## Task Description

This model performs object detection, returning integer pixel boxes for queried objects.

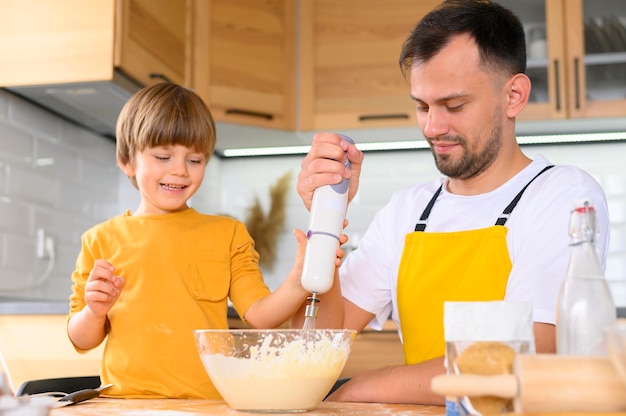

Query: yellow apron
[397,166,553,364]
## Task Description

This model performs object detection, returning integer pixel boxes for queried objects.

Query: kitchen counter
[0,301,241,316]
[49,398,443,415]
[0,299,68,315]
[45,398,626,415]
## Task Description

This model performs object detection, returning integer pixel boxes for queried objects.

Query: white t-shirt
[340,155,609,339]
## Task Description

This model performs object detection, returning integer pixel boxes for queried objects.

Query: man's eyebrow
[410,92,471,104]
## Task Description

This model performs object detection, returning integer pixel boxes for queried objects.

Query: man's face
[409,34,507,180]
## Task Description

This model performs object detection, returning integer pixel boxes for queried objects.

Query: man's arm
[327,356,446,405]
[326,319,554,404]
[534,322,555,353]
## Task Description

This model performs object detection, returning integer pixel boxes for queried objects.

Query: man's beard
[429,111,503,180]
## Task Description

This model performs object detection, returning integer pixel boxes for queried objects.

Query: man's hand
[297,132,363,210]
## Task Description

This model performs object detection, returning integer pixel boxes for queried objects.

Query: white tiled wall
[0,91,121,300]
[1,89,625,307]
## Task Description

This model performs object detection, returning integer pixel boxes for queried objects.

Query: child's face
[121,145,207,215]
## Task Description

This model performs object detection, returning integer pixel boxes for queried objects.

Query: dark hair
[399,0,526,78]
[116,83,216,188]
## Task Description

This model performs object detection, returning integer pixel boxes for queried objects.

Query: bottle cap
[572,199,593,212]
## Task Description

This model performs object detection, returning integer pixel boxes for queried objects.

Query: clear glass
[557,204,617,356]
[557,270,616,355]
[194,329,356,412]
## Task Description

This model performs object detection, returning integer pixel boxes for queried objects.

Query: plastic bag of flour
[443,301,535,416]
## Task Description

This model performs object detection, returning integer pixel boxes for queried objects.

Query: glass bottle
[556,200,616,355]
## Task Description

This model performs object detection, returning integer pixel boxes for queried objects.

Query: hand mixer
[301,135,354,330]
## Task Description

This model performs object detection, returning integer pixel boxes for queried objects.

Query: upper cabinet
[0,0,193,88]
[193,0,298,130]
[116,0,192,87]
[195,0,439,131]
[297,0,437,131]
[3,0,623,135]
[498,0,626,120]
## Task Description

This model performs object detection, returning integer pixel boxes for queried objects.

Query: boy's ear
[118,158,135,178]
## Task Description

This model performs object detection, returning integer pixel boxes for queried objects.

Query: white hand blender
[301,135,354,330]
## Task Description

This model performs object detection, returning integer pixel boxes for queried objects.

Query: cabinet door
[0,0,115,86]
[299,0,438,131]
[115,0,192,87]
[499,0,626,120]
[564,0,626,118]
[198,0,297,130]
[496,0,568,121]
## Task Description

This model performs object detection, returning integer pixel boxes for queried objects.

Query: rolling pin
[432,354,626,413]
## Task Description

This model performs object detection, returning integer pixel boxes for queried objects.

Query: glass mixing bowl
[194,328,356,412]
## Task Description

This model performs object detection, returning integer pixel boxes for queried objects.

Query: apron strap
[414,185,443,231]
[414,165,555,231]
[495,165,554,226]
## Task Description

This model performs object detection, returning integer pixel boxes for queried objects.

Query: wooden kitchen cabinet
[297,0,437,131]
[116,0,193,87]
[194,0,439,131]
[498,0,626,120]
[0,0,193,88]
[199,0,625,130]
[192,0,298,130]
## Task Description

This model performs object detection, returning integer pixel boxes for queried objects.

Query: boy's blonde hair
[116,83,216,188]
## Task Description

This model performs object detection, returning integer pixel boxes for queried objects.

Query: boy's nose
[171,160,189,176]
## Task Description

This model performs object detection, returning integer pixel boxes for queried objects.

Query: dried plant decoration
[245,171,292,270]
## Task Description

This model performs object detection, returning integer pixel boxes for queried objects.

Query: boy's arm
[68,259,124,350]
[67,307,108,350]
[243,229,310,328]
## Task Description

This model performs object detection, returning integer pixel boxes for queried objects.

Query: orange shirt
[68,208,270,399]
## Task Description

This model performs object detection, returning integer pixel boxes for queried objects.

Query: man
[293,0,609,405]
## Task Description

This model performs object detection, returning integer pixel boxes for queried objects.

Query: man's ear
[506,73,531,118]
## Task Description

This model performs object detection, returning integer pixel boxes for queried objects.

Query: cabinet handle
[150,73,173,83]
[225,109,274,120]
[573,57,580,110]
[554,59,561,112]
[358,114,410,122]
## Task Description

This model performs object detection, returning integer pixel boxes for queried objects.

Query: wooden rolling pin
[432,354,626,413]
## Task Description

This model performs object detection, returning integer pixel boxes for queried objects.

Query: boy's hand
[85,259,125,317]
[289,223,349,293]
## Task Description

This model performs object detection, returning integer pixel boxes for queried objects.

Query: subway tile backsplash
[0,89,625,307]
[0,91,121,300]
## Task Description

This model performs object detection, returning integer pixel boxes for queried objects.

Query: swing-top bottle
[556,199,616,355]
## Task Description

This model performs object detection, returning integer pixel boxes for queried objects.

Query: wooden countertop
[49,398,444,415]
[46,398,626,415]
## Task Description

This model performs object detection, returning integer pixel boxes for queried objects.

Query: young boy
[67,83,313,399]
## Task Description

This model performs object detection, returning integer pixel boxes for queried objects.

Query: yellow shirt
[68,208,270,399]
